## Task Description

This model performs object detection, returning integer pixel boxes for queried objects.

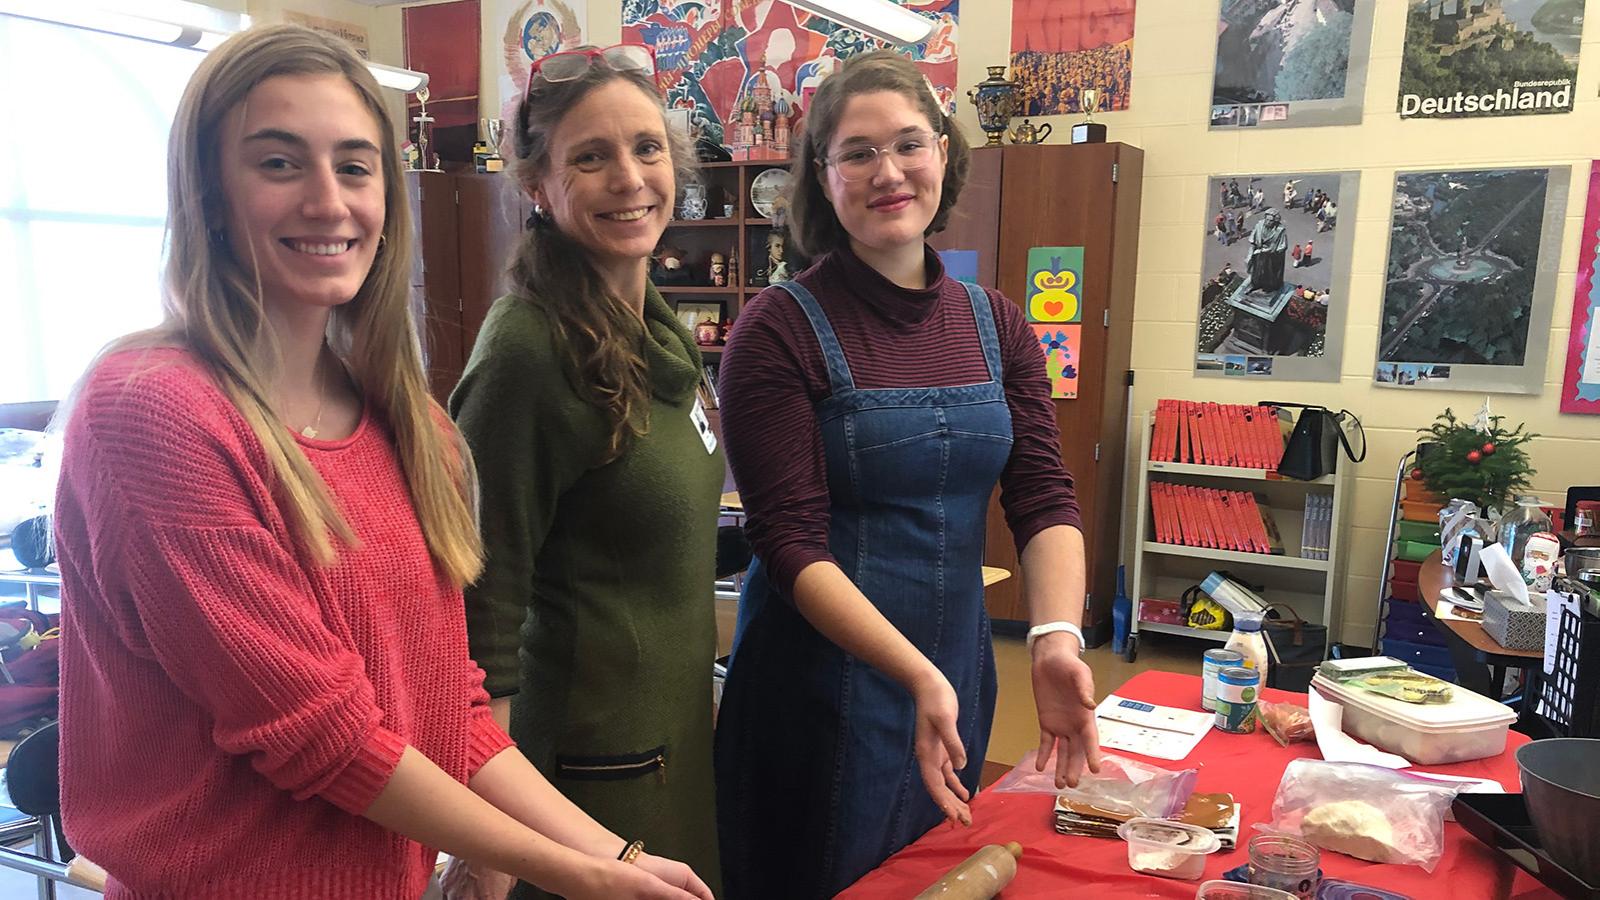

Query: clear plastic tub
[1117,817,1220,881]
[1311,671,1516,764]
[1194,882,1296,900]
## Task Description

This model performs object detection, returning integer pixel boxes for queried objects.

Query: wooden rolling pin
[913,842,1022,899]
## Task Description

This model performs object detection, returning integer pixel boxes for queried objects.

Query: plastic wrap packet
[1339,669,1452,704]
[1257,699,1314,746]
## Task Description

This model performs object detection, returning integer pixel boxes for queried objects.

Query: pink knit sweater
[54,349,514,899]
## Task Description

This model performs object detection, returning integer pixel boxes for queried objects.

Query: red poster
[403,0,481,129]
[1561,161,1600,414]
[1009,0,1135,115]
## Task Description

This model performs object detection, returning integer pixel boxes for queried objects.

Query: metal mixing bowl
[1516,738,1600,885]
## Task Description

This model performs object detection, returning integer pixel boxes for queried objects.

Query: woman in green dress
[447,45,723,900]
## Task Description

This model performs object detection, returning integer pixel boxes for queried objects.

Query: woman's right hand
[910,666,972,827]
[547,857,704,900]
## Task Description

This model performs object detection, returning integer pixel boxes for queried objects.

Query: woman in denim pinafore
[715,52,1102,899]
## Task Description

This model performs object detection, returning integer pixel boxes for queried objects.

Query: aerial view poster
[1010,0,1135,115]
[1560,161,1600,414]
[1209,0,1376,130]
[1397,0,1583,120]
[1195,171,1357,382]
[1375,167,1569,394]
[621,0,959,154]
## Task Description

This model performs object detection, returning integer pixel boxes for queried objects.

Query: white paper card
[1545,588,1579,676]
[1093,695,1213,761]
[690,396,717,454]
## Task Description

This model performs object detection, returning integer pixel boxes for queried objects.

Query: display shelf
[1126,409,1349,663]
[1141,542,1330,572]
[1146,460,1335,485]
[1135,621,1232,643]
[665,218,740,228]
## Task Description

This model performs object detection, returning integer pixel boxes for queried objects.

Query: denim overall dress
[715,279,1013,899]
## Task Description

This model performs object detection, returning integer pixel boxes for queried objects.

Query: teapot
[1008,118,1052,145]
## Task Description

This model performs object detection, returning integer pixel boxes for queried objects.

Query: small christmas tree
[1414,402,1537,514]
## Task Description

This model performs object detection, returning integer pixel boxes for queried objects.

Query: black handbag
[1261,603,1328,692]
[1263,402,1365,481]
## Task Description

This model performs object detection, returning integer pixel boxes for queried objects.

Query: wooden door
[990,143,1142,639]
[408,171,463,406]
[456,173,529,356]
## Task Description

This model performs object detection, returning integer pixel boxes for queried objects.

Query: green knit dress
[450,284,724,899]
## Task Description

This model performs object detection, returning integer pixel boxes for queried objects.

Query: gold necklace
[300,352,329,439]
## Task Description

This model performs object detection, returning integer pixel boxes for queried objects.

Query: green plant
[1415,407,1537,513]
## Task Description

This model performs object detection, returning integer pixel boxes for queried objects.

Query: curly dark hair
[786,50,970,259]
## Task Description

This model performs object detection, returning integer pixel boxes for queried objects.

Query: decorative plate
[749,168,790,220]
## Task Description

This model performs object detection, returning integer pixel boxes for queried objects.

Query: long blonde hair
[73,24,482,586]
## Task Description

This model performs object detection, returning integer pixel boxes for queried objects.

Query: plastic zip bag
[1259,759,1463,871]
[992,749,1197,819]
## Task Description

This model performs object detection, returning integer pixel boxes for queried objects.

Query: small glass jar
[1495,495,1552,565]
[1247,834,1320,900]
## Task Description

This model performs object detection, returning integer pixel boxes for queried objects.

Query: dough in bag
[1301,800,1397,863]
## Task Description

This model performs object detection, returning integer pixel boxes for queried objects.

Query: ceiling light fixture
[780,0,935,46]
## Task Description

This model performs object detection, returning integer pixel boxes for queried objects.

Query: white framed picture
[676,302,722,331]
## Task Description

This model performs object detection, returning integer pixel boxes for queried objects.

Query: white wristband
[1026,621,1085,654]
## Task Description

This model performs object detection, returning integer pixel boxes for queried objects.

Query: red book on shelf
[1178,401,1192,464]
[1239,406,1263,469]
[1205,403,1227,466]
[1161,483,1181,545]
[1149,482,1169,542]
[1190,486,1221,549]
[1233,489,1266,552]
[1247,406,1270,470]
[1218,403,1243,467]
[1234,405,1257,468]
[1215,488,1245,551]
[1174,484,1198,546]
[1192,403,1212,465]
[1259,406,1285,469]
[1154,400,1174,462]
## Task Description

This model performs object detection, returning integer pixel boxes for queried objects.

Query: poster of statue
[1208,0,1376,131]
[1560,161,1600,413]
[621,0,959,157]
[1009,0,1135,115]
[491,0,588,121]
[1397,0,1582,120]
[1374,166,1569,394]
[1195,172,1357,382]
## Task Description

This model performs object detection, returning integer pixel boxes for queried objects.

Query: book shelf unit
[1124,411,1349,662]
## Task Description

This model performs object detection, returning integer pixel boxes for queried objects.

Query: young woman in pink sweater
[51,25,710,900]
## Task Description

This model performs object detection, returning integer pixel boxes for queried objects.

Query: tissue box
[1482,589,1546,651]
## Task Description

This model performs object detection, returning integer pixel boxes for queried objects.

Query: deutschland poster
[1374,167,1569,394]
[1397,0,1583,120]
[1210,0,1376,131]
[1195,171,1356,382]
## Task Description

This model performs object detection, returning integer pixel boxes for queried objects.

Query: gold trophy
[1071,87,1106,144]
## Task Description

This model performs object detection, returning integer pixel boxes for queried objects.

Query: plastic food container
[1117,817,1220,881]
[1311,671,1516,764]
[1194,882,1296,900]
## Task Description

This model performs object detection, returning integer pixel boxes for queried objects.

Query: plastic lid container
[1117,817,1220,881]
[1234,614,1263,633]
[1194,882,1296,900]
[1311,671,1516,765]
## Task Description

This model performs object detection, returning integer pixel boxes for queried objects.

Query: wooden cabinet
[929,143,1144,644]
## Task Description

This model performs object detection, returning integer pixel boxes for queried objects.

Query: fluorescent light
[0,2,429,92]
[781,0,934,46]
[367,61,429,93]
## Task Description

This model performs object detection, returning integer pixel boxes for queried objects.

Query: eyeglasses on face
[821,130,943,182]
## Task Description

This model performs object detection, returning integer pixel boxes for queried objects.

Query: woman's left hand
[1029,632,1102,789]
[634,853,716,900]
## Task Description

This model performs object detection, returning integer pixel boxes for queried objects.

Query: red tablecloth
[838,670,1554,899]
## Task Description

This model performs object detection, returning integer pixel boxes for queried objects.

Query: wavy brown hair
[787,50,971,259]
[508,56,694,460]
[62,24,483,587]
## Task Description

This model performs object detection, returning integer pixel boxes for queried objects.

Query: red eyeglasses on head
[526,43,657,100]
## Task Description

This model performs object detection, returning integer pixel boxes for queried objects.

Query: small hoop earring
[377,234,387,250]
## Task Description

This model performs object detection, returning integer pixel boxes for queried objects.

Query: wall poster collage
[493,0,589,119]
[619,0,959,154]
[1209,0,1376,131]
[1026,247,1086,400]
[1196,171,1356,382]
[1560,162,1600,413]
[1373,167,1568,394]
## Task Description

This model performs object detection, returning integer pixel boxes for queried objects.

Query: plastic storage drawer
[1380,636,1456,672]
